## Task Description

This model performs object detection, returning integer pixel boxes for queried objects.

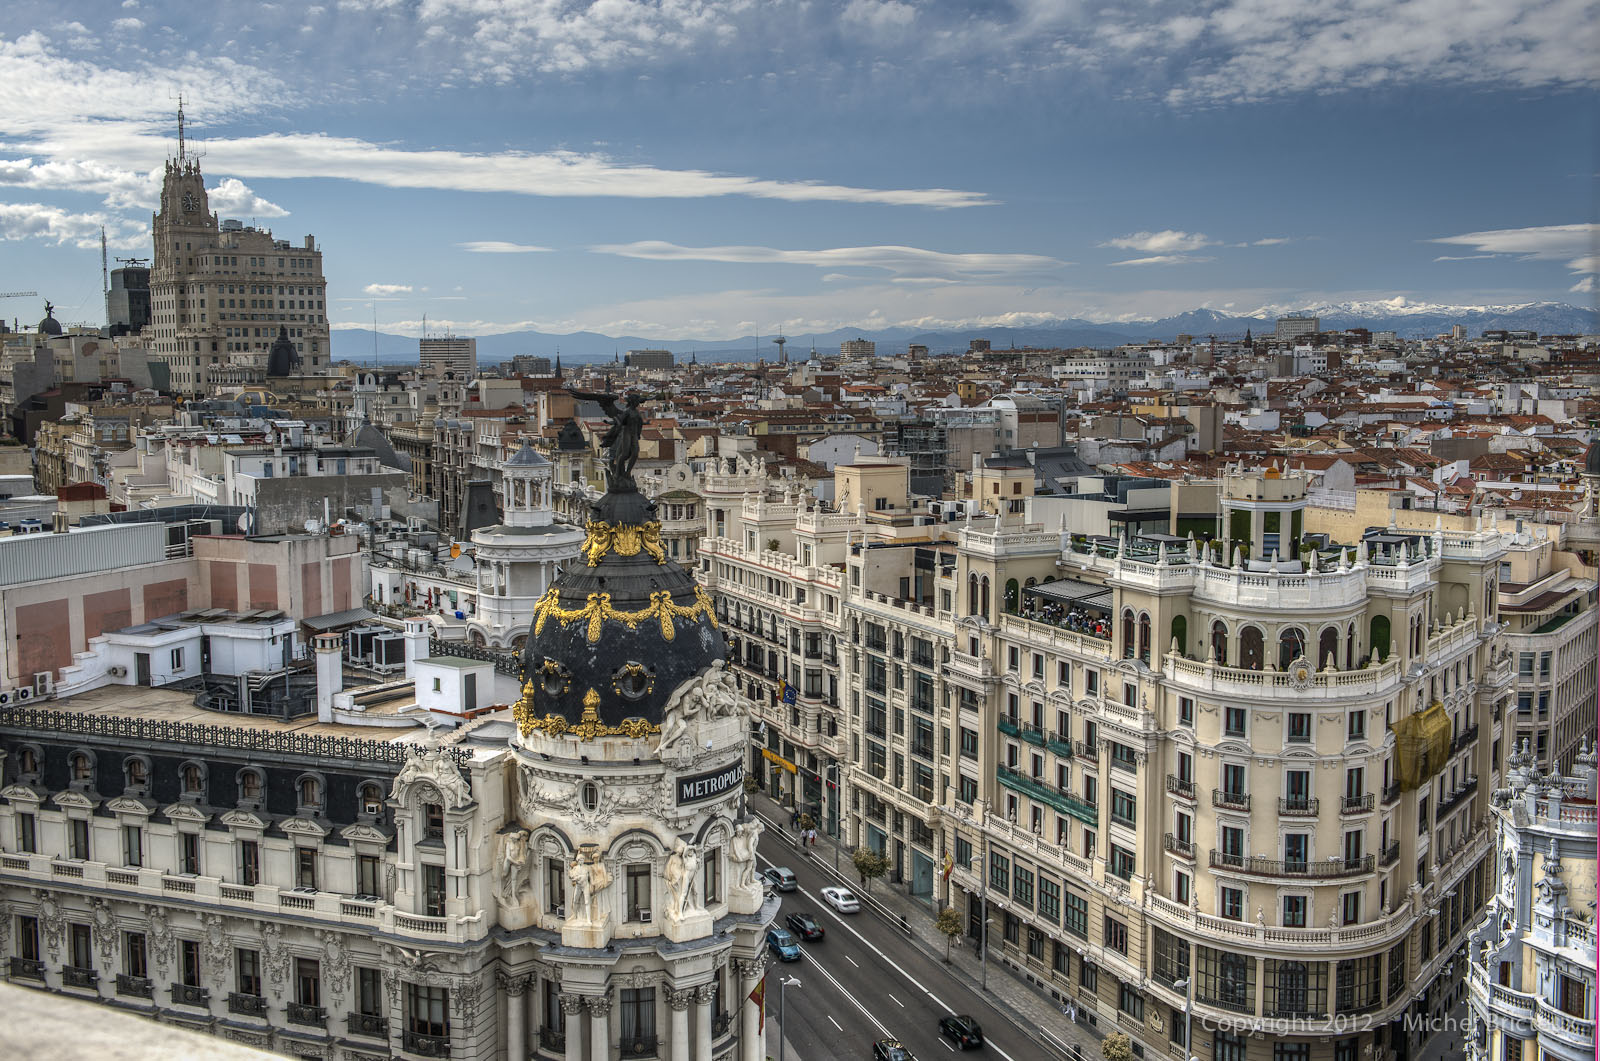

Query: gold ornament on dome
[513,683,660,742]
[581,519,669,567]
[531,585,718,644]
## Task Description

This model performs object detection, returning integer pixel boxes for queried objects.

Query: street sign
[761,747,798,774]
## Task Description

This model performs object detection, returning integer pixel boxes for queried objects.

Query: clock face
[181,192,197,213]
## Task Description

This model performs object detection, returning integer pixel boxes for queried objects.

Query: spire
[176,95,186,163]
[554,355,563,381]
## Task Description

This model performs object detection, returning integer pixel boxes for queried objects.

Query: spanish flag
[942,852,954,882]
[749,975,766,1031]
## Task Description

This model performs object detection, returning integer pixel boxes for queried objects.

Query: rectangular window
[704,847,722,905]
[1342,892,1361,925]
[546,857,567,913]
[1224,707,1247,737]
[1283,895,1307,926]
[1178,697,1194,726]
[123,824,142,867]
[1274,1046,1310,1061]
[1064,892,1088,937]
[296,957,322,1007]
[17,915,39,961]
[124,932,147,978]
[424,864,446,917]
[960,727,979,759]
[1348,711,1366,741]
[627,863,652,920]
[424,803,444,840]
[1110,788,1138,827]
[1109,844,1135,880]
[407,983,450,1038]
[240,841,260,886]
[620,986,658,1044]
[1118,983,1144,1020]
[1287,712,1311,742]
[1103,916,1128,954]
[238,948,262,996]
[358,855,381,898]
[989,851,1010,893]
[295,846,316,889]
[1012,866,1035,908]
[1174,871,1190,905]
[171,647,184,670]
[358,967,384,1016]
[1220,886,1243,920]
[69,818,90,860]
[17,812,36,853]
[1038,877,1060,922]
[181,939,202,987]
[69,922,93,969]
[1080,962,1098,992]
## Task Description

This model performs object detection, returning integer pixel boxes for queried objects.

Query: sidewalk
[752,792,1108,1061]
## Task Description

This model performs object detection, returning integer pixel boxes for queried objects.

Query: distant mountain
[331,301,1599,365]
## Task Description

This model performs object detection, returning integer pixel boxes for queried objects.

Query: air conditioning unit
[554,905,566,920]
[33,673,54,696]
[107,665,128,679]
[638,908,652,923]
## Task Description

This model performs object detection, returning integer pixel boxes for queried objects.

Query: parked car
[872,1039,915,1061]
[820,886,860,913]
[938,1014,984,1049]
[762,867,798,893]
[766,926,802,962]
[785,912,825,940]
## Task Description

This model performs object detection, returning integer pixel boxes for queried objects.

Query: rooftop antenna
[372,304,378,363]
[174,93,186,163]
[100,227,109,326]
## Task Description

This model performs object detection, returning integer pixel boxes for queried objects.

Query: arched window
[125,757,148,788]
[1004,579,1019,615]
[1318,627,1339,671]
[299,776,323,808]
[1278,627,1306,670]
[1370,615,1391,661]
[359,782,385,817]
[1239,627,1265,671]
[1211,621,1228,666]
[69,752,93,782]
[238,770,263,802]
[1346,622,1356,670]
[181,762,205,795]
[19,747,38,775]
[1277,961,1308,1013]
[1138,613,1151,665]
[1171,615,1188,659]
[1122,609,1137,659]
[968,575,979,616]
[979,577,990,619]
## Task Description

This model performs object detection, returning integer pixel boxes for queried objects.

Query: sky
[0,0,1596,344]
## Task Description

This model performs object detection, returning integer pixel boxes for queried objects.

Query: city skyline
[0,0,1595,341]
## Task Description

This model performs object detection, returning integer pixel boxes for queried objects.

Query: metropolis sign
[677,762,744,805]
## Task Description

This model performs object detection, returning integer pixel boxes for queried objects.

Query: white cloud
[1252,237,1292,246]
[1110,254,1215,267]
[0,200,146,249]
[458,241,553,253]
[1570,277,1595,294]
[0,156,158,210]
[1102,230,1215,254]
[207,178,289,219]
[589,241,1065,278]
[111,17,143,31]
[1433,254,1498,262]
[842,0,917,31]
[363,283,413,295]
[1431,223,1598,274]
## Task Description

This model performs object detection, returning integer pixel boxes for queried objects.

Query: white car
[820,886,860,913]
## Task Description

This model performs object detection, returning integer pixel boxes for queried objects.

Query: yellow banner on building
[761,747,798,774]
[1390,701,1451,791]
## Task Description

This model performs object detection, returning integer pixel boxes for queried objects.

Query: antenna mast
[176,95,186,162]
[101,227,109,327]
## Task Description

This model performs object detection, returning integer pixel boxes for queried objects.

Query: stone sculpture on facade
[664,837,704,918]
[566,848,611,927]
[495,828,532,906]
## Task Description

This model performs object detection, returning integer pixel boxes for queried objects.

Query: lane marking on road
[846,956,859,968]
[757,851,1022,1061]
[889,992,903,1007]
[800,947,894,1039]
[941,1040,955,1052]
[828,1017,842,1032]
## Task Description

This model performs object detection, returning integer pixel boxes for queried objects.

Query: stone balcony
[1166,654,1406,702]
[0,854,483,945]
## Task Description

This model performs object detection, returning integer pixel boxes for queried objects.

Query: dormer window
[126,758,148,789]
[19,748,38,776]
[69,752,93,783]
[181,764,205,796]
[299,777,323,810]
[238,770,263,803]
[360,782,384,818]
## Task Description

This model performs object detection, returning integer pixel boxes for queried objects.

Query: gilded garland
[581,520,668,567]
[514,686,659,741]
[531,585,718,644]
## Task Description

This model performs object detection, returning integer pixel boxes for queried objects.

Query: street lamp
[1172,976,1198,1061]
[778,975,802,1061]
[949,800,990,992]
[826,762,843,873]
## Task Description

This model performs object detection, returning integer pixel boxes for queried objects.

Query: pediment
[52,789,100,810]
[106,796,156,817]
[1,784,44,804]
[163,802,212,824]
[220,809,268,831]
[1214,740,1252,757]
[340,822,394,845]
[281,816,330,838]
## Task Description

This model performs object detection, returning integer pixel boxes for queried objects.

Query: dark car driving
[938,1014,984,1049]
[872,1040,915,1061]
[785,912,825,940]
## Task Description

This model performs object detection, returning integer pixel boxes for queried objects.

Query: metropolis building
[0,413,774,1060]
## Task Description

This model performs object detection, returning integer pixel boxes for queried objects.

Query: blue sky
[1,0,1595,342]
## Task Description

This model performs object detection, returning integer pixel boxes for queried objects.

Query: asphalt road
[755,844,1065,1061]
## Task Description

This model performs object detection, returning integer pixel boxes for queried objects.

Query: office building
[420,336,477,380]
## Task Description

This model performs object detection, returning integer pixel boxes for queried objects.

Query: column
[737,956,766,1061]
[559,993,586,1061]
[587,994,611,1061]
[666,988,693,1061]
[504,976,527,1061]
[932,816,948,907]
[693,983,714,1061]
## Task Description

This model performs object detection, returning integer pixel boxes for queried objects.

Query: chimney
[51,512,68,533]
[402,618,430,678]
[314,633,343,722]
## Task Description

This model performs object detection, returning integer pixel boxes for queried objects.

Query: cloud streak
[1431,223,1598,274]
[589,240,1067,278]
[459,241,554,253]
[1110,254,1214,267]
[1102,230,1215,253]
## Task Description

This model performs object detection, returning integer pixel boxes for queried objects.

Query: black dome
[515,489,723,740]
[266,326,301,377]
[37,304,61,336]
[1586,439,1600,478]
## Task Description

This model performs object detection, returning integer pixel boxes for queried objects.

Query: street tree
[1101,1033,1134,1061]
[851,847,891,891]
[933,906,963,962]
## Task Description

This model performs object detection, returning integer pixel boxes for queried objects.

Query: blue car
[766,926,802,962]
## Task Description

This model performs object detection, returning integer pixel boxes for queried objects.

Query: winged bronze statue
[568,387,645,491]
